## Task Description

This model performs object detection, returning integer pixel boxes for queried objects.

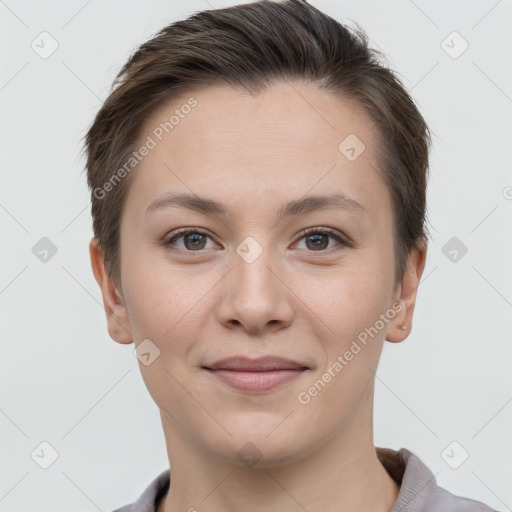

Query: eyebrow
[145,192,368,221]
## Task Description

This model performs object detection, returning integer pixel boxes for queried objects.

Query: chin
[200,411,311,469]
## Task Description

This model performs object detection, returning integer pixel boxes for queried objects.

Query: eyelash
[163,227,353,254]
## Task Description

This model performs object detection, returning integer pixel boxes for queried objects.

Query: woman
[84,1,498,511]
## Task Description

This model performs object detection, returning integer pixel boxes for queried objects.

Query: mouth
[202,356,309,392]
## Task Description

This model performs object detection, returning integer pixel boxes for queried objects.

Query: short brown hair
[82,0,432,288]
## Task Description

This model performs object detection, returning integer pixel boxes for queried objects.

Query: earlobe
[89,237,133,345]
[385,300,409,343]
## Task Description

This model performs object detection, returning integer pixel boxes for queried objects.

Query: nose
[216,245,294,335]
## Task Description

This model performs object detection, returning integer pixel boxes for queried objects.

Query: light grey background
[1,0,511,510]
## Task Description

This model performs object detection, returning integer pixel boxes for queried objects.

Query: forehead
[124,80,390,225]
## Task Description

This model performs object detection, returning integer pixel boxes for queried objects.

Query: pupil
[307,234,327,250]
[185,234,206,250]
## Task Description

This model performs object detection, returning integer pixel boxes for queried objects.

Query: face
[91,80,425,468]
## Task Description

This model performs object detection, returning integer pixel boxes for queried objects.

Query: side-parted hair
[82,0,432,288]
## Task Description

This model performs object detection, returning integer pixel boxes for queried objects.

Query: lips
[202,357,309,392]
[203,356,309,372]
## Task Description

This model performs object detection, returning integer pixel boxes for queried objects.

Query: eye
[294,227,351,252]
[164,228,218,252]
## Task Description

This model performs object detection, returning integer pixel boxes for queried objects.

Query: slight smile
[202,356,310,393]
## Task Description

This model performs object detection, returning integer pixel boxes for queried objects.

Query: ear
[89,237,133,344]
[386,239,427,343]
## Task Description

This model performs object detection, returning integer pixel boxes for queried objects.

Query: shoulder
[376,446,499,512]
[111,469,170,512]
[425,484,499,511]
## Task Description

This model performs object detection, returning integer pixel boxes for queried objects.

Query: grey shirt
[113,447,499,512]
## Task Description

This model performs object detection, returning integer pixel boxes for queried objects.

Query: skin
[90,79,427,512]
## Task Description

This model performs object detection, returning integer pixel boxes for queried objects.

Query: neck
[157,401,400,512]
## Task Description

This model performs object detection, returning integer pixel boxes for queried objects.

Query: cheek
[296,260,391,415]
[295,268,390,422]
[123,253,208,341]
[305,257,391,345]
[123,267,209,420]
